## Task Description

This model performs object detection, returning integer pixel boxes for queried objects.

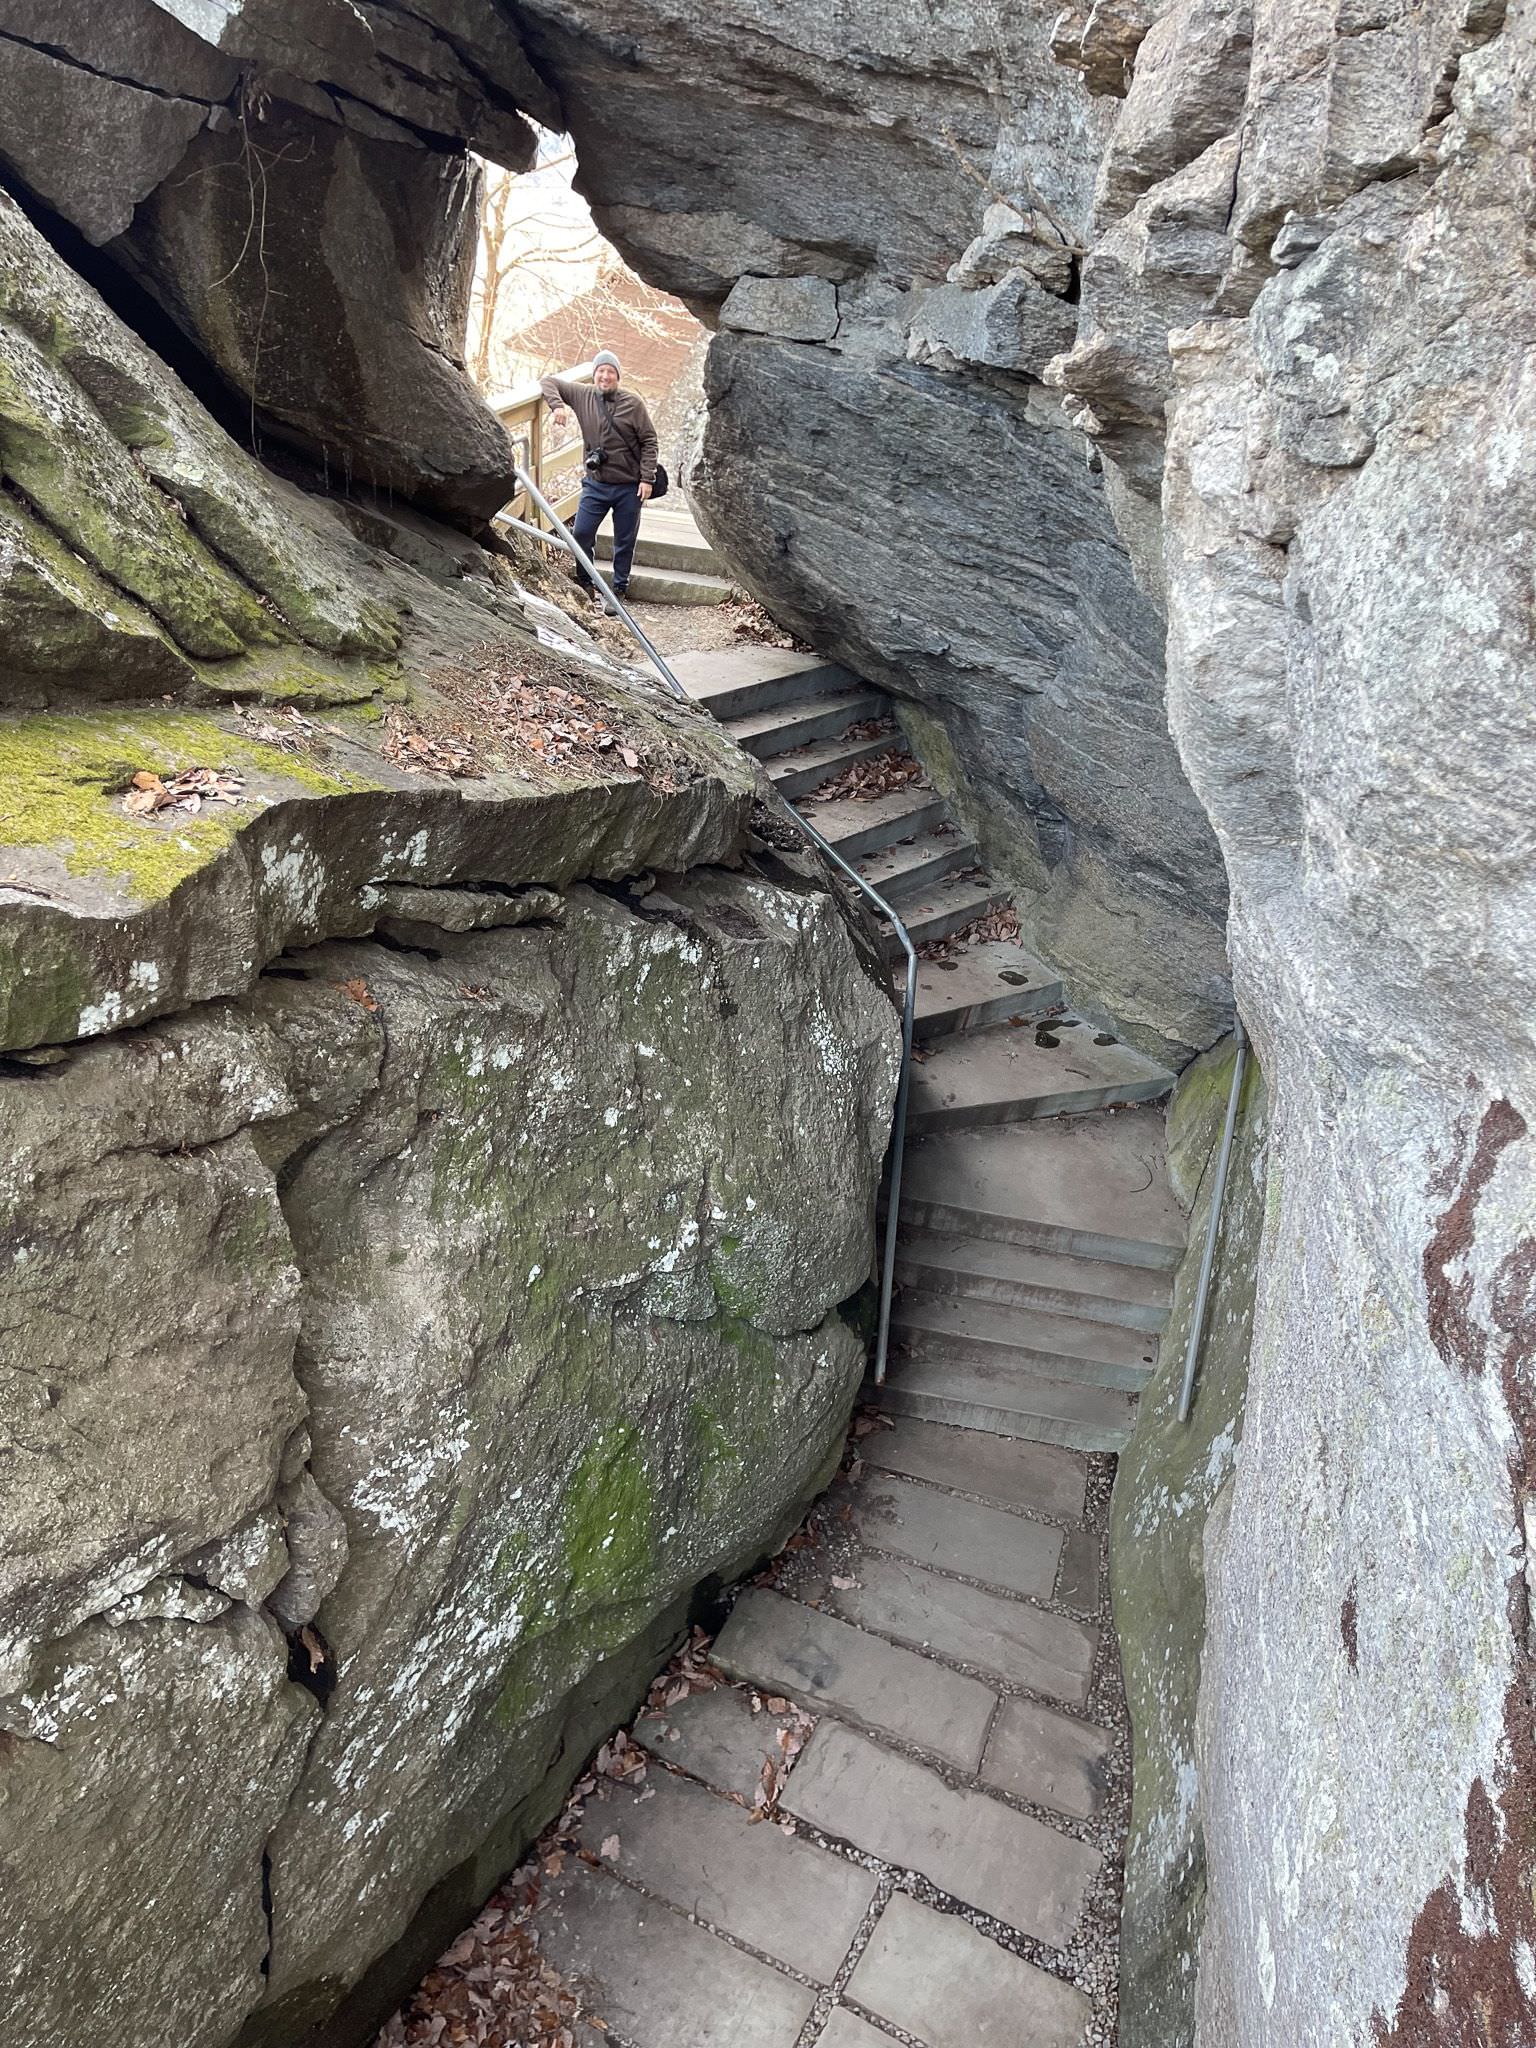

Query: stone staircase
[594,501,735,606]
[675,645,1185,1453]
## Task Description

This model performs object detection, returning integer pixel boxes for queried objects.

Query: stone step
[893,1294,1157,1392]
[671,645,862,719]
[907,1020,1174,1135]
[594,526,722,575]
[980,1696,1115,1823]
[904,940,1064,1041]
[781,1719,1100,1950]
[726,687,889,760]
[622,562,734,606]
[877,1354,1139,1453]
[826,1550,1098,1705]
[900,1112,1186,1271]
[571,1764,878,1982]
[537,1863,817,2048]
[713,1588,995,1771]
[801,785,950,860]
[846,1472,1062,1601]
[856,829,981,906]
[894,1229,1171,1332]
[847,1892,1091,2048]
[879,873,1007,957]
[767,731,895,800]
[862,1415,1088,1521]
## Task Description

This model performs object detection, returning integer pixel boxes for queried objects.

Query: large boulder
[0,873,899,2048]
[0,0,534,519]
[115,104,517,521]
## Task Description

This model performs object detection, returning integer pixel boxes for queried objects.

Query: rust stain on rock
[1372,1089,1536,2043]
[1341,1579,1360,1672]
[1422,1096,1527,1380]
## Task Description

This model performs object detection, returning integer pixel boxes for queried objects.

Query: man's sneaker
[602,586,628,616]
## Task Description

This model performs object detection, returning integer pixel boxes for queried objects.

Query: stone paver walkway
[524,1412,1127,2048]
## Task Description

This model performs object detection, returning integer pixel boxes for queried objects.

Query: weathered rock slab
[714,1588,996,1769]
[848,1891,1091,2048]
[783,1719,1100,1946]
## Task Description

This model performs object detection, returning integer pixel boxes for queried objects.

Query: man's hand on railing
[549,403,571,429]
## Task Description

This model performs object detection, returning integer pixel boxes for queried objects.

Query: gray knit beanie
[593,350,621,373]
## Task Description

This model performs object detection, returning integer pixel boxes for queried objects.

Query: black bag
[609,407,668,499]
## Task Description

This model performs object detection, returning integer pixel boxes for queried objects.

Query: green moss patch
[0,707,365,903]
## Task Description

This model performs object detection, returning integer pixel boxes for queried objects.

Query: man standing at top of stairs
[542,350,658,610]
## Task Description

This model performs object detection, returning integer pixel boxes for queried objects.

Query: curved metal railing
[509,467,917,1384]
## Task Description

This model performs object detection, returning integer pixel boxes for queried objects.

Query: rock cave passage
[3,7,1534,2048]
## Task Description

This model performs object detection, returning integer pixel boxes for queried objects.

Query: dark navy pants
[572,479,642,591]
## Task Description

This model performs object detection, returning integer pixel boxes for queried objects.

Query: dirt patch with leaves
[381,639,700,794]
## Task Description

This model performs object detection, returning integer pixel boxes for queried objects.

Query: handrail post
[509,461,917,1387]
[1177,1014,1249,1424]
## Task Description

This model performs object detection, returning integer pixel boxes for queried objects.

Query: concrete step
[908,1019,1174,1135]
[726,688,889,760]
[622,562,734,606]
[899,1112,1186,1270]
[880,874,1007,958]
[768,732,896,800]
[801,785,950,861]
[894,1230,1172,1332]
[893,1294,1158,1392]
[906,941,1064,1041]
[877,1354,1138,1453]
[594,526,722,575]
[857,829,980,906]
[671,645,864,720]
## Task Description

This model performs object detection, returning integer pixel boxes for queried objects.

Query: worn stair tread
[905,941,1063,1040]
[622,562,734,605]
[893,1295,1158,1388]
[768,732,896,799]
[725,689,889,760]
[800,785,949,858]
[907,1021,1174,1134]
[901,1111,1185,1268]
[881,874,1007,956]
[672,645,861,719]
[895,1230,1171,1327]
[879,1355,1138,1452]
[594,527,721,575]
[857,830,980,904]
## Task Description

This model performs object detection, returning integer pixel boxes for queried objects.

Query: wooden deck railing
[496,360,591,529]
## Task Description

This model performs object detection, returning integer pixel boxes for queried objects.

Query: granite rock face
[1,874,898,2048]
[513,0,1233,1058]
[1067,3,1536,2042]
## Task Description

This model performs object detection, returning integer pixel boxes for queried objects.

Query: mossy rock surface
[1110,1039,1269,2048]
[0,874,898,2048]
[0,663,756,1052]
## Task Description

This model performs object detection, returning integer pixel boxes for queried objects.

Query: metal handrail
[1177,1013,1249,1423]
[511,462,918,1385]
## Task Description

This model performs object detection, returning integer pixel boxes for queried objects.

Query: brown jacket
[541,374,658,486]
